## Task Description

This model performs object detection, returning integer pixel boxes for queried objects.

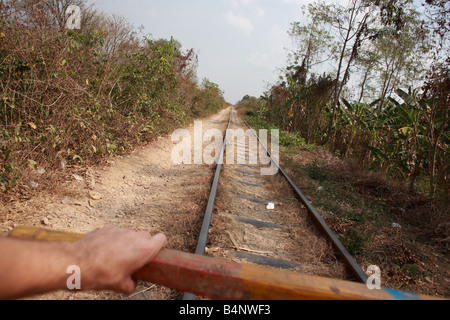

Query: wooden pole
[8,226,438,300]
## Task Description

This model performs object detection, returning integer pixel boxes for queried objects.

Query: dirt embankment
[0,108,231,300]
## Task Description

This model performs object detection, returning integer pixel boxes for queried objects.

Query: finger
[143,233,167,264]
[151,233,167,250]
[136,231,153,240]
[120,278,138,295]
[101,225,117,232]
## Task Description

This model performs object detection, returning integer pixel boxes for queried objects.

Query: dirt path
[0,107,232,300]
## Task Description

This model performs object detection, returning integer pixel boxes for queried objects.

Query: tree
[3,0,97,31]
[421,63,449,197]
[374,11,430,110]
[302,0,376,144]
[354,44,380,103]
[288,13,334,82]
[422,0,449,56]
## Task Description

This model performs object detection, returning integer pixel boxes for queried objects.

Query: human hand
[73,226,167,294]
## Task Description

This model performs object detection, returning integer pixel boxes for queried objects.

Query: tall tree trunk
[327,0,360,146]
[328,41,347,145]
[358,67,370,103]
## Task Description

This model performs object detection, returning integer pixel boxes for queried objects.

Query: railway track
[182,107,367,300]
[8,107,437,300]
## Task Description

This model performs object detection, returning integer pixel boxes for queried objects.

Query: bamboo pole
[8,226,438,300]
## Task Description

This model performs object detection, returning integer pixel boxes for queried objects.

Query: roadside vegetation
[0,0,228,199]
[238,0,448,297]
[241,97,449,297]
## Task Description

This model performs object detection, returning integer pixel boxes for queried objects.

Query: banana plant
[389,88,428,189]
[338,99,369,157]
[337,92,417,180]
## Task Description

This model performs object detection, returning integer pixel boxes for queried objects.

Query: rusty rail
[8,226,437,300]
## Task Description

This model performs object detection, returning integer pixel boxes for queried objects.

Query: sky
[92,0,316,104]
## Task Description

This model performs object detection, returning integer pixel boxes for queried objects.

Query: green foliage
[306,160,332,182]
[0,5,227,194]
[238,96,321,150]
[0,149,19,192]
[348,210,367,223]
[262,72,335,145]
[341,229,368,256]
[243,115,320,151]
[279,132,306,148]
[333,88,449,196]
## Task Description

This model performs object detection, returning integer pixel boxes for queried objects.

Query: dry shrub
[329,158,450,249]
[0,0,228,200]
[330,159,394,197]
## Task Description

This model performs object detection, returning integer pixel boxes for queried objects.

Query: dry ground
[280,147,449,298]
[0,108,231,300]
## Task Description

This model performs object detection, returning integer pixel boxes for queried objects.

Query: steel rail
[182,109,233,300]
[236,110,369,284]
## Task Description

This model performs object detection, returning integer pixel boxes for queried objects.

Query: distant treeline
[0,0,228,192]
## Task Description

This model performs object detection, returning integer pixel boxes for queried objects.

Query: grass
[244,115,321,151]
[306,160,332,182]
[340,229,369,256]
[278,147,449,298]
